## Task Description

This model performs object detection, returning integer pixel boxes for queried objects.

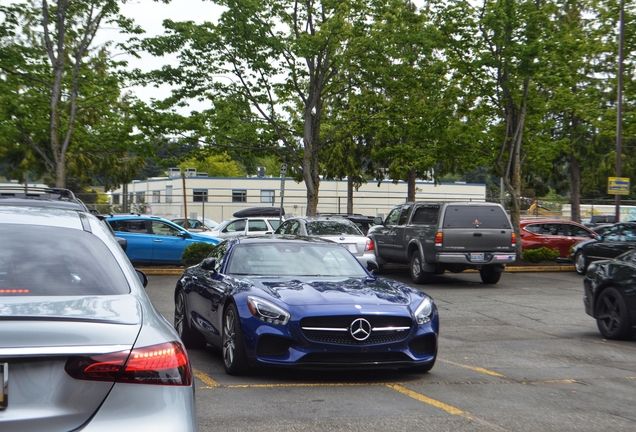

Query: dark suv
[369,201,516,284]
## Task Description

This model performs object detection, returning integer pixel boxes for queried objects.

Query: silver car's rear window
[0,225,130,296]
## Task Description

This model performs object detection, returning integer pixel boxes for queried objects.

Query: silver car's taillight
[65,341,192,386]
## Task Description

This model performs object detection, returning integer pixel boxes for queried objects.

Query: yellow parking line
[521,379,580,385]
[440,359,507,378]
[227,382,373,389]
[193,369,220,388]
[386,384,471,418]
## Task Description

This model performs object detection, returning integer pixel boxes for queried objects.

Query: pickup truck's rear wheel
[410,251,431,284]
[479,265,501,284]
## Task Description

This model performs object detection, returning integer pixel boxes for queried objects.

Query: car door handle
[473,233,482,237]
[154,239,163,243]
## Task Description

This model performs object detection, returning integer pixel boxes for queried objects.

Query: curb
[137,265,576,276]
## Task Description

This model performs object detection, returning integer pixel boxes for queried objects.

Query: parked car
[317,213,378,235]
[105,214,219,265]
[583,250,636,340]
[0,205,196,430]
[275,216,375,267]
[205,216,283,238]
[174,236,438,375]
[172,217,219,232]
[572,222,636,274]
[0,186,127,250]
[590,223,615,236]
[583,214,617,227]
[369,201,516,284]
[519,219,597,260]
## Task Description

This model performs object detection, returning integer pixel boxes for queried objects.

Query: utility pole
[615,0,625,221]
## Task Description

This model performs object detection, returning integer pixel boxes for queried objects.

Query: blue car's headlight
[247,296,290,325]
[414,296,435,324]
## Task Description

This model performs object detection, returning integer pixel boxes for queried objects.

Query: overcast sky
[104,0,225,107]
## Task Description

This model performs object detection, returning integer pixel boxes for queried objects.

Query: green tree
[0,0,148,189]
[132,0,421,215]
[178,152,246,177]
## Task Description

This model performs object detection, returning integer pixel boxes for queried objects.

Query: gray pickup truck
[368,202,516,284]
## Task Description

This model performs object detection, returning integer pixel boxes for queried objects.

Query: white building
[110,169,487,222]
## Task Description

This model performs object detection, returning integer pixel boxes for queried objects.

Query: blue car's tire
[223,303,250,375]
[174,288,206,349]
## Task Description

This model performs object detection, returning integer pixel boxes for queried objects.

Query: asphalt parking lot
[145,269,636,432]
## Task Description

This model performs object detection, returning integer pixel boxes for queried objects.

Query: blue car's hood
[245,277,413,306]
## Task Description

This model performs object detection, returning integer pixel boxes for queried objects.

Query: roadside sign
[608,177,630,195]
[280,163,287,176]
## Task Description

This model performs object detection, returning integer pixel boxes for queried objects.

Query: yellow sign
[608,177,630,195]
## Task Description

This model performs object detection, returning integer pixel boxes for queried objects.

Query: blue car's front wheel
[223,303,250,375]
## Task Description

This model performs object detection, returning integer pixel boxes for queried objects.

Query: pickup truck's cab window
[385,207,402,225]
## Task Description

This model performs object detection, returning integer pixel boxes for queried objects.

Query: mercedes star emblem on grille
[349,318,372,341]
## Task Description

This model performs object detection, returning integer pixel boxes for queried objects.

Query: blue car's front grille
[300,315,412,345]
[299,352,411,364]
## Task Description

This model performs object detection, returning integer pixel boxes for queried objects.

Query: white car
[204,216,283,238]
[171,217,219,233]
[275,216,376,268]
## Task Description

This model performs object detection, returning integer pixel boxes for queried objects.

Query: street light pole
[616,0,625,221]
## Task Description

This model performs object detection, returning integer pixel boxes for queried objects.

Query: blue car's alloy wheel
[175,288,206,349]
[223,303,249,375]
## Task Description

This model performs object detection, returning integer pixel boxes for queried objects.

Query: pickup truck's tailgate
[441,228,514,252]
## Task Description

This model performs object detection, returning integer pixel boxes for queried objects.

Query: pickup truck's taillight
[365,238,374,252]
[435,232,443,246]
[511,232,516,247]
[65,341,192,386]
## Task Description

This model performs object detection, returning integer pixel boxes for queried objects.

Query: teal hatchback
[105,214,220,266]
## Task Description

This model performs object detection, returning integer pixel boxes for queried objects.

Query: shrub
[522,247,560,263]
[181,242,216,267]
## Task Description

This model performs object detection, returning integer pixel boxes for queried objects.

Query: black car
[583,250,636,340]
[572,222,636,274]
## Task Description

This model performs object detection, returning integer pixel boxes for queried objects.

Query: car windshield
[225,243,368,277]
[306,221,362,236]
[0,225,130,295]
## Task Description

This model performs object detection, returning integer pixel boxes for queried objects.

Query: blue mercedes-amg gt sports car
[174,236,438,375]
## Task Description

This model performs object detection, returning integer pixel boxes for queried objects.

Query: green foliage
[522,247,560,263]
[178,153,246,177]
[181,242,215,267]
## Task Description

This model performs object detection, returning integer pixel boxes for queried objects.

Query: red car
[520,219,598,259]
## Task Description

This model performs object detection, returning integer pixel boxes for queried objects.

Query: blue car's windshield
[226,242,368,277]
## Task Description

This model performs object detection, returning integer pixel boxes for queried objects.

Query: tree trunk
[570,154,581,223]
[347,176,354,214]
[407,169,416,201]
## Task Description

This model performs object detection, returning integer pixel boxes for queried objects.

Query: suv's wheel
[223,303,250,375]
[479,265,501,284]
[596,287,635,340]
[410,251,431,284]
[174,288,207,349]
[574,251,587,275]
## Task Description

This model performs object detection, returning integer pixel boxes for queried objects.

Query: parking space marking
[386,383,470,417]
[193,369,220,388]
[440,359,507,378]
[227,382,374,389]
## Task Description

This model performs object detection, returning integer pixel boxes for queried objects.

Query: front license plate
[1,363,7,409]
[470,253,485,262]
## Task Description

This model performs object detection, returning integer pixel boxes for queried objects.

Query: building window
[136,192,145,204]
[193,189,208,202]
[112,194,120,205]
[232,189,247,202]
[152,191,161,203]
[260,190,275,204]
[166,185,173,203]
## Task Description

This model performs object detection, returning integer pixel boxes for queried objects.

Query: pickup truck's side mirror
[373,216,383,225]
